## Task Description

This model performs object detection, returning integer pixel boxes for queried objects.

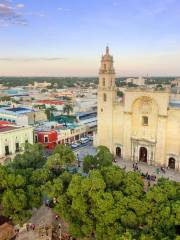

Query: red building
[35,130,58,149]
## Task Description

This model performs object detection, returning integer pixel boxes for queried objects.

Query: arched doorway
[139,147,147,163]
[116,147,121,158]
[168,158,175,169]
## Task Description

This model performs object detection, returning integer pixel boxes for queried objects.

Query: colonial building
[96,47,180,171]
[126,77,145,86]
[0,125,33,164]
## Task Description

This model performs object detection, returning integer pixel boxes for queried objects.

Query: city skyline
[0,0,180,76]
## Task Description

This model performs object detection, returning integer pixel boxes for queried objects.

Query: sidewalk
[115,158,180,182]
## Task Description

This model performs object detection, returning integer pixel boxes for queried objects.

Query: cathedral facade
[96,47,180,171]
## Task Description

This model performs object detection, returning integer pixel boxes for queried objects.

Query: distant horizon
[0,75,179,78]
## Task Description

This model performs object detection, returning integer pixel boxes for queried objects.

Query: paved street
[73,144,180,182]
[73,142,96,160]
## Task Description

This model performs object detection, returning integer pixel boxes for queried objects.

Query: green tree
[117,90,124,98]
[63,103,73,115]
[1,189,30,224]
[144,179,179,239]
[53,144,76,166]
[45,106,57,121]
[55,167,146,239]
[46,145,75,173]
[10,143,46,170]
[83,145,113,173]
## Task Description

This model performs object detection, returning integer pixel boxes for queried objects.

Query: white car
[80,137,90,144]
[71,143,80,149]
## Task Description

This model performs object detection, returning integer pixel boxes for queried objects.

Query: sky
[0,0,180,77]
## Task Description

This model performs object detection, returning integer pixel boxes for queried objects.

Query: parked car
[80,137,90,144]
[71,142,81,149]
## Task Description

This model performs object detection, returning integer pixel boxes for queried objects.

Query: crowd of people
[26,223,35,231]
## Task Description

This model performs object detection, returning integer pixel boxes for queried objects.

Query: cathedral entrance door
[116,147,121,158]
[168,158,175,169]
[139,147,148,163]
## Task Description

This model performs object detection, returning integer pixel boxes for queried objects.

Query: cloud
[25,11,45,17]
[0,1,27,26]
[0,57,65,62]
[16,3,25,9]
[140,0,176,17]
[58,7,71,12]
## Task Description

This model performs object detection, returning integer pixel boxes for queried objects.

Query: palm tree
[45,106,57,121]
[49,105,57,112]
[63,104,73,115]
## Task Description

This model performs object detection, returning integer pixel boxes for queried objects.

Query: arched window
[142,116,148,126]
[103,93,107,102]
[103,78,105,86]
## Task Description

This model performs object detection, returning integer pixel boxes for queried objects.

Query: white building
[0,107,47,126]
[126,77,145,86]
[0,125,34,164]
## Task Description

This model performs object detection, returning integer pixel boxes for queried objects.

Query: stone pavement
[115,158,180,182]
[17,206,54,240]
[73,144,180,183]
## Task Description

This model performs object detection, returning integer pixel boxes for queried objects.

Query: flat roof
[37,100,64,105]
[169,101,180,108]
[6,107,33,112]
[76,111,97,117]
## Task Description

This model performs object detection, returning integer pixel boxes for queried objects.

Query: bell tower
[97,46,116,151]
[99,46,116,90]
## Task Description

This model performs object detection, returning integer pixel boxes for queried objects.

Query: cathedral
[96,47,180,171]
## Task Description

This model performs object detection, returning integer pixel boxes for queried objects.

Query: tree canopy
[83,145,113,173]
[0,143,179,240]
[55,166,180,240]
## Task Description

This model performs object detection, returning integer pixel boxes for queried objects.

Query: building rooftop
[35,121,82,133]
[37,100,64,105]
[7,107,34,113]
[0,107,35,116]
[0,120,15,125]
[169,100,180,108]
[125,88,170,93]
[76,111,97,117]
[0,126,18,132]
[0,125,31,133]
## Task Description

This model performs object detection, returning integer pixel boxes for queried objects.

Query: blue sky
[0,0,180,76]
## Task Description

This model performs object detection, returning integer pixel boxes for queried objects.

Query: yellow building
[0,125,33,164]
[97,47,180,171]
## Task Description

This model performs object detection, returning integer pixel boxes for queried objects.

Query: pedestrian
[46,199,50,207]
[15,229,19,237]
[32,224,35,231]
[55,215,59,220]
[77,153,80,167]
[26,223,29,231]
[45,225,48,236]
